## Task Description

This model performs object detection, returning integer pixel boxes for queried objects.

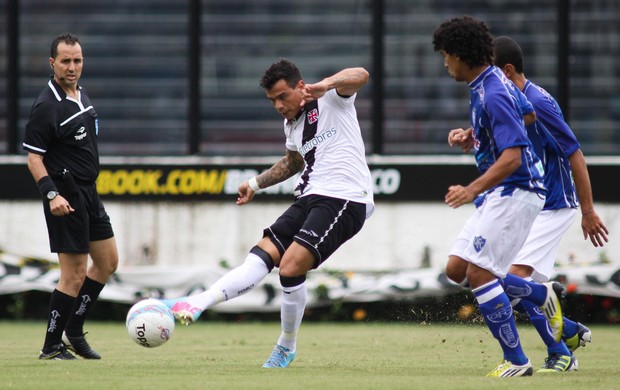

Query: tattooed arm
[237,149,305,205]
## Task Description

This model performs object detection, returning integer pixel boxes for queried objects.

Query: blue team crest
[473,236,486,252]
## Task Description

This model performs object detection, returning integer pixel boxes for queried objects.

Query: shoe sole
[579,329,592,346]
[503,367,533,377]
[541,282,564,342]
[487,366,533,377]
[174,310,198,325]
[537,357,578,373]
[39,352,77,360]
[61,332,101,359]
[170,301,203,325]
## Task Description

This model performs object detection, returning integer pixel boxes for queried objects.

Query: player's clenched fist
[448,127,474,153]
[445,185,474,208]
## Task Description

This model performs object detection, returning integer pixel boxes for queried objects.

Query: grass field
[2,321,618,390]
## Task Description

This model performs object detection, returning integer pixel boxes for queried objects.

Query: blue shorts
[264,194,366,268]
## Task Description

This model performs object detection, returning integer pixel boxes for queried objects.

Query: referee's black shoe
[62,331,101,359]
[39,343,77,360]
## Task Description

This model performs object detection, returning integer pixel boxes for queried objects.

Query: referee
[23,33,118,360]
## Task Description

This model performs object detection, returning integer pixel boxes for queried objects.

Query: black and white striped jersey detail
[283,89,374,218]
[294,100,318,197]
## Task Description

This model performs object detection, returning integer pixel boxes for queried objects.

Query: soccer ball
[126,299,175,348]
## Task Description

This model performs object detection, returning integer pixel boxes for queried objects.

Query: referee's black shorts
[43,181,114,254]
[264,194,366,268]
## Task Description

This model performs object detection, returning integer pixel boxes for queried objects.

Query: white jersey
[284,89,374,218]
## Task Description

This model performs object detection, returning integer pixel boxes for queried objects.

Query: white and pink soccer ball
[126,299,175,348]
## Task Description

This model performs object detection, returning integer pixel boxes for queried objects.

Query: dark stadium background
[2,0,619,156]
[0,1,618,323]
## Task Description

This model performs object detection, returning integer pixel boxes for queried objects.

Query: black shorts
[43,181,114,253]
[264,194,367,268]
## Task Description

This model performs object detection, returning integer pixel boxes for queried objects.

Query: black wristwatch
[46,191,60,200]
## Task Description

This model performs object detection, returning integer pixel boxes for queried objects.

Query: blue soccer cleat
[262,344,296,368]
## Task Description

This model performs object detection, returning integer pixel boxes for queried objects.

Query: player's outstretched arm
[301,67,369,105]
[237,149,304,205]
[569,149,609,247]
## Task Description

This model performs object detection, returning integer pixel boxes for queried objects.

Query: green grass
[1,321,618,390]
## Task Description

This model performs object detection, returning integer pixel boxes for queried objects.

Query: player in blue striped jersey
[434,16,565,378]
[493,35,609,372]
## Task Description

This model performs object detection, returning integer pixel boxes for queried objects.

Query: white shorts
[450,188,545,278]
[513,207,577,283]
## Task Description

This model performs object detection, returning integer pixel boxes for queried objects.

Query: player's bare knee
[89,256,118,280]
[60,273,86,294]
[445,265,466,285]
[465,265,496,288]
[445,256,468,285]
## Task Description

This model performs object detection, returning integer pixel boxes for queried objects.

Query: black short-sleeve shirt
[23,78,100,182]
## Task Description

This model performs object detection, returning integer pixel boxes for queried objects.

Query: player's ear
[503,64,515,77]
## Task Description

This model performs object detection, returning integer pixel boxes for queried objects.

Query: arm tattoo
[257,150,304,188]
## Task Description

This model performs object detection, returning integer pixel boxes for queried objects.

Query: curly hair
[493,36,525,74]
[50,33,80,59]
[259,58,302,90]
[432,16,493,69]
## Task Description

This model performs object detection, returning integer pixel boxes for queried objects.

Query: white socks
[276,282,308,353]
[186,253,269,310]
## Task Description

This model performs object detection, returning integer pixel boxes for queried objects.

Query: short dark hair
[493,36,525,74]
[432,16,493,69]
[50,33,80,59]
[259,59,302,90]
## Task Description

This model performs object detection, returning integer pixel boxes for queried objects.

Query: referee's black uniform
[24,78,114,253]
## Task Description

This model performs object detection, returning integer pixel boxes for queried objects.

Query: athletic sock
[514,299,571,356]
[276,279,308,353]
[64,277,105,337]
[187,253,270,309]
[501,274,548,306]
[562,316,578,340]
[473,279,528,365]
[42,289,76,352]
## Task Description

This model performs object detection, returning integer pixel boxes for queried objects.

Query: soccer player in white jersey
[433,16,566,377]
[493,36,609,372]
[162,59,374,368]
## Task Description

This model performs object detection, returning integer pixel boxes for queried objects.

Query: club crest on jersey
[307,108,318,124]
[473,236,486,252]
